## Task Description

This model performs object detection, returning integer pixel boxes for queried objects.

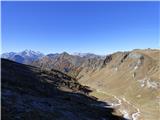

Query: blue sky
[2,1,159,55]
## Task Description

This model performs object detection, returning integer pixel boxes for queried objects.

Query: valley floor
[89,89,141,120]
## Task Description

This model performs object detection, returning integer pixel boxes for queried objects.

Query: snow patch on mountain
[1,49,44,64]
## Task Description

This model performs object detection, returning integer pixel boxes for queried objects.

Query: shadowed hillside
[1,59,127,120]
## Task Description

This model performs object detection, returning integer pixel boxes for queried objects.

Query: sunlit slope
[79,49,160,120]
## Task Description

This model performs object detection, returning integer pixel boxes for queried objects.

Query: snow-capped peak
[19,49,44,57]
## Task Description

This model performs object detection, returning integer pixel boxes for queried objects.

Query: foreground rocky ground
[1,59,127,120]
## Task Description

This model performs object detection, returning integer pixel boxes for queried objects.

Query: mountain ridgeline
[2,50,105,78]
[1,50,44,64]
[2,48,160,120]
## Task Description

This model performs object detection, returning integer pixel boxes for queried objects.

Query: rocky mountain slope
[2,48,160,120]
[32,52,105,78]
[30,49,160,120]
[2,50,105,78]
[79,49,160,120]
[1,58,127,120]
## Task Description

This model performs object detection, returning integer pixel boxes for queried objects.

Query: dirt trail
[95,89,140,120]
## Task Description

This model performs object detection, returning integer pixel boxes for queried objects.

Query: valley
[87,87,141,120]
[2,48,160,120]
[2,1,159,120]
[1,59,127,120]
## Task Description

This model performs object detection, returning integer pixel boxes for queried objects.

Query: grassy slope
[79,49,160,120]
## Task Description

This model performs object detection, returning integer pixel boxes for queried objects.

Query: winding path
[95,89,140,120]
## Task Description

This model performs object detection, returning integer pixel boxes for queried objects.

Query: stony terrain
[2,48,160,120]
[32,49,160,120]
[79,49,160,120]
[1,58,126,120]
[32,52,105,78]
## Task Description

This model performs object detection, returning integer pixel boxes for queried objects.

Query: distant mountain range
[72,52,106,59]
[1,50,105,64]
[1,50,44,64]
[1,50,105,77]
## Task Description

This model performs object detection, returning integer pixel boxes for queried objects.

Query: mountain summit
[1,50,44,64]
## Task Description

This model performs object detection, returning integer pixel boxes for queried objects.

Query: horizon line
[1,48,159,56]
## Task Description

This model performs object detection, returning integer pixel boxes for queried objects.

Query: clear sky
[1,1,159,55]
